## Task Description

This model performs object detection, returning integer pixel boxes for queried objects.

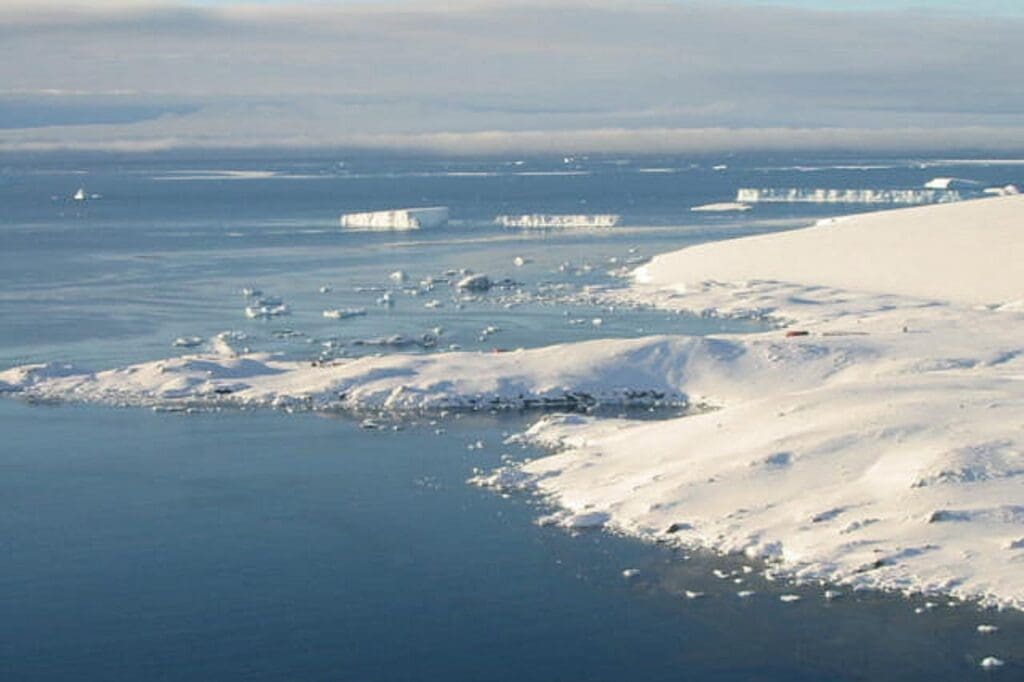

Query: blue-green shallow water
[1,400,1021,681]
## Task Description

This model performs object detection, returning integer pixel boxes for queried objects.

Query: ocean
[1,152,1021,680]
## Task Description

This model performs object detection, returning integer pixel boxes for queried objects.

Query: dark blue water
[2,154,1022,680]
[1,401,1021,681]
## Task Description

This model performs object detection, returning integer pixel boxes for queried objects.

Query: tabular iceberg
[496,214,621,228]
[736,188,965,205]
[340,207,449,230]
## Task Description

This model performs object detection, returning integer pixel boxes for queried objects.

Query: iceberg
[923,177,981,190]
[340,206,449,230]
[735,188,966,204]
[495,214,621,228]
[984,184,1020,197]
[455,273,492,292]
[244,304,289,319]
[322,308,367,320]
[690,202,752,212]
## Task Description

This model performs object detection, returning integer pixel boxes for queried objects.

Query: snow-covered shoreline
[4,195,1024,609]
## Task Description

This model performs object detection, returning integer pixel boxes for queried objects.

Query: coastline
[4,195,1024,609]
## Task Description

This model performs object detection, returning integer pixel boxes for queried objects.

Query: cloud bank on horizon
[2,0,1023,155]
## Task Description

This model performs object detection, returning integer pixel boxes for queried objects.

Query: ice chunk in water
[172,336,203,348]
[322,308,367,320]
[456,273,492,292]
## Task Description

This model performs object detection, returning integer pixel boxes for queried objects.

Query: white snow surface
[5,195,1024,608]
[340,207,449,230]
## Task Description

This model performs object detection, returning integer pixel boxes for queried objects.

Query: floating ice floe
[322,308,367,320]
[979,657,1004,670]
[172,336,203,349]
[245,304,289,319]
[496,214,621,228]
[984,184,1020,197]
[456,273,492,292]
[72,188,100,201]
[340,207,449,230]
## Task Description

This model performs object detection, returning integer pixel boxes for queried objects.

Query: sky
[1,0,1022,155]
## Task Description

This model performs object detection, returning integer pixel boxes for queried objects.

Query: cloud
[1,1,1022,154]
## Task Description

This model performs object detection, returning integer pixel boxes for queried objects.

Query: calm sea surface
[1,154,1022,680]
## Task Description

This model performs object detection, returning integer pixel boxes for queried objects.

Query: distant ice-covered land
[340,207,450,230]
[5,195,1024,609]
[495,214,621,228]
[736,188,965,204]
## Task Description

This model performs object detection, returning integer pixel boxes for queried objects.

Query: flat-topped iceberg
[340,206,449,230]
[736,188,966,204]
[496,214,621,228]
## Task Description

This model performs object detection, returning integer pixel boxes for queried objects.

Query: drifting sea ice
[172,336,203,348]
[322,308,367,320]
[245,304,289,319]
[456,274,492,292]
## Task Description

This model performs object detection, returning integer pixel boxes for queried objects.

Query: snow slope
[4,195,1024,607]
[636,195,1024,308]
